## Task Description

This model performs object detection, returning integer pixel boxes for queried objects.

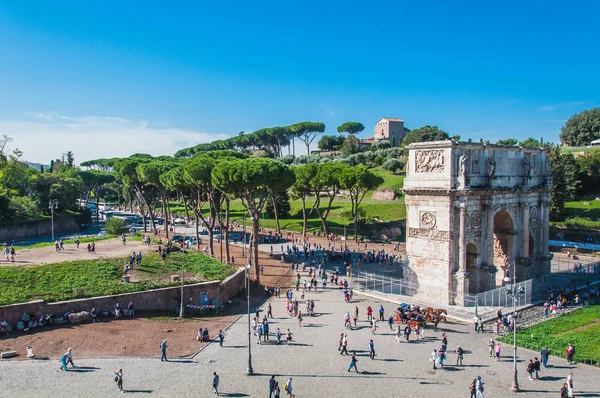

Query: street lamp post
[246,261,254,374]
[504,259,522,393]
[179,233,185,318]
[48,199,59,241]
[245,212,255,375]
[242,215,246,258]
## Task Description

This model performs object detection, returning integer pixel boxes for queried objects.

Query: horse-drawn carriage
[391,304,448,331]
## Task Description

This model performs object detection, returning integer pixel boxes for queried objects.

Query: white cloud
[539,101,590,111]
[1,113,230,164]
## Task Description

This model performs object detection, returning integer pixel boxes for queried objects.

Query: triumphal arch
[403,140,551,306]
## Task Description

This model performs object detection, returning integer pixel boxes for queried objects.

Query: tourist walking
[430,349,438,369]
[566,372,574,397]
[340,335,348,355]
[404,325,411,342]
[212,372,220,395]
[59,351,68,371]
[540,347,549,368]
[286,328,292,345]
[533,357,541,378]
[366,306,373,322]
[348,353,359,373]
[488,339,495,357]
[456,345,464,366]
[273,381,281,398]
[218,330,225,347]
[371,319,377,334]
[475,375,485,398]
[276,328,281,344]
[257,324,263,344]
[395,325,402,343]
[369,339,375,360]
[269,375,276,398]
[469,378,477,398]
[527,359,535,380]
[268,303,273,318]
[66,348,75,368]
[160,340,168,361]
[284,377,293,397]
[297,311,303,327]
[378,304,385,321]
[114,369,123,393]
[566,343,575,364]
[495,342,501,361]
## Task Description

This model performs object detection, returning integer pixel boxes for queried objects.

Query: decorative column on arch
[454,203,470,305]
[521,202,530,261]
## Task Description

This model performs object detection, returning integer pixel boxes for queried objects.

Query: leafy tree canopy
[560,107,600,146]
[519,137,542,147]
[496,138,518,145]
[337,122,365,135]
[402,125,450,145]
[317,135,344,151]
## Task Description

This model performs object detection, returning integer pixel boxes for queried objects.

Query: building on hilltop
[360,117,410,148]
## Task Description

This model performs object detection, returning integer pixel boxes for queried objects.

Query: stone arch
[529,234,535,258]
[466,242,479,293]
[493,210,515,287]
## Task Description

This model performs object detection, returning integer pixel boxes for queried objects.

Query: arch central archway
[493,210,515,287]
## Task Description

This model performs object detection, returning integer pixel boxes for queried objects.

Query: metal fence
[474,279,533,308]
[551,254,600,273]
[351,267,536,312]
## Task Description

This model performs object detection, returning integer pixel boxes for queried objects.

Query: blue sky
[1,1,599,163]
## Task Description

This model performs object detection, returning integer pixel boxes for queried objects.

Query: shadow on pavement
[123,389,153,394]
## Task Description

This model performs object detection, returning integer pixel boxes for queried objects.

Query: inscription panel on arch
[408,228,454,241]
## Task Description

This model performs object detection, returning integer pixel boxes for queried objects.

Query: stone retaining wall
[0,215,80,241]
[0,268,245,324]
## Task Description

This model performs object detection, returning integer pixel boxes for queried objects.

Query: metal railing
[351,266,536,313]
[475,279,533,309]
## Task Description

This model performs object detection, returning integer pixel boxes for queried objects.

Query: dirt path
[3,238,152,266]
[555,318,600,337]
[0,227,397,359]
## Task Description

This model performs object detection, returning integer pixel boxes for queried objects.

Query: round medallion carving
[470,211,482,228]
[421,212,437,229]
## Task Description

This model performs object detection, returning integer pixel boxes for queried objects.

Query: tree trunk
[292,138,296,156]
[162,198,170,240]
[183,196,190,222]
[225,198,231,264]
[301,197,308,238]
[271,196,281,235]
[195,213,200,250]
[95,190,100,224]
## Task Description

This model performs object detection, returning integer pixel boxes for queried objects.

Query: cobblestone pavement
[1,289,598,397]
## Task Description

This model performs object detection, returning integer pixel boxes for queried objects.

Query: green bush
[382,158,405,174]
[105,217,127,235]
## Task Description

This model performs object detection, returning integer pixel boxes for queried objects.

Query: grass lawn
[0,251,234,306]
[499,305,600,365]
[551,198,600,230]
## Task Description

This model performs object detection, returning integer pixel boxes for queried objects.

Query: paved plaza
[1,287,598,398]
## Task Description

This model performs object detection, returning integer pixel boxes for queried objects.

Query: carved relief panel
[415,150,445,173]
